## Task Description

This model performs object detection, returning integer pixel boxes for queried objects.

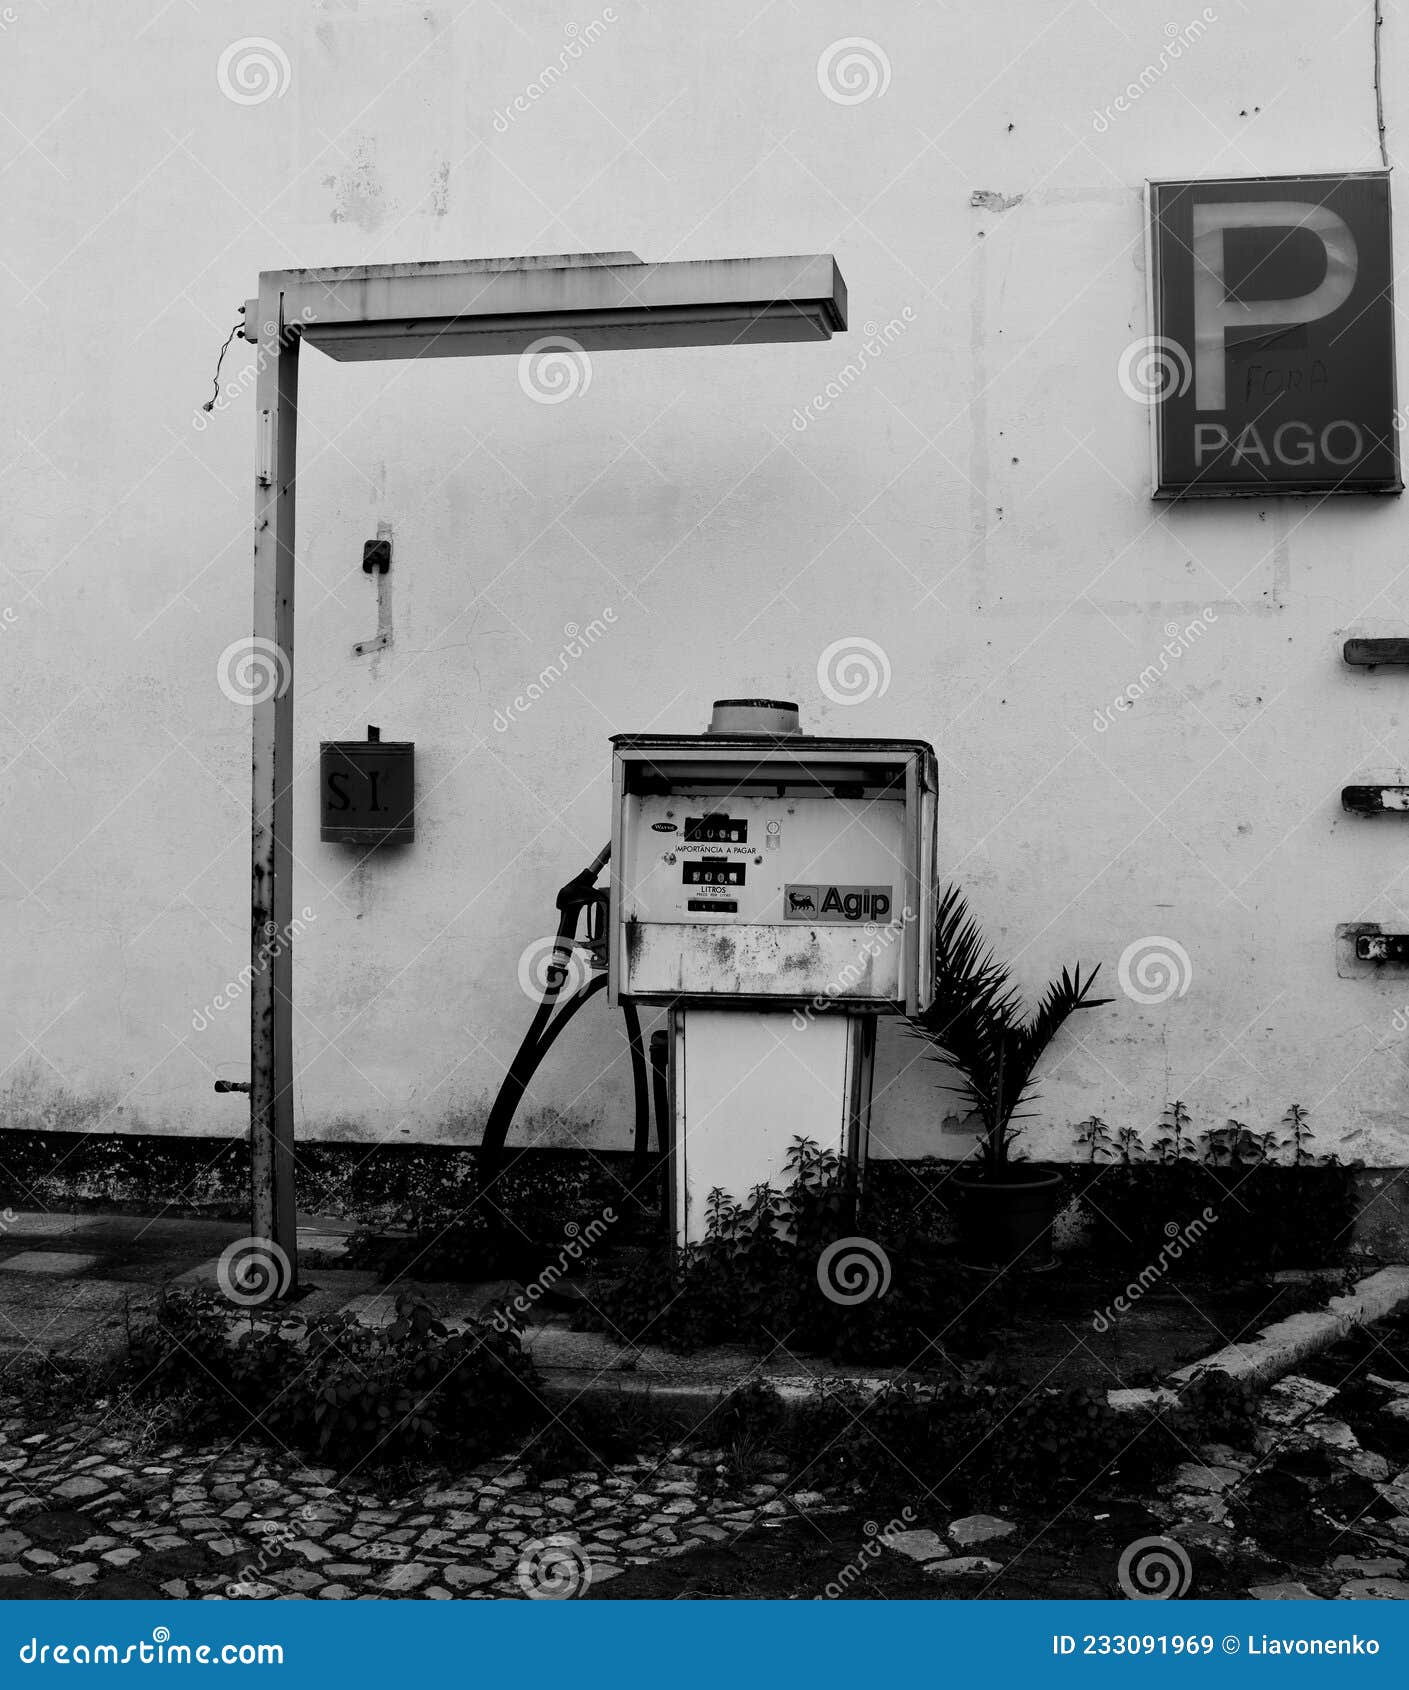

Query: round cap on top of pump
[707,698,801,736]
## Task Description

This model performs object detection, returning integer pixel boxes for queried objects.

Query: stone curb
[534,1369,895,1423]
[1168,1264,1409,1391]
[536,1265,1409,1422]
[1109,1264,1409,1414]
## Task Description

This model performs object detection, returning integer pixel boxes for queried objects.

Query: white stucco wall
[3,0,1408,1166]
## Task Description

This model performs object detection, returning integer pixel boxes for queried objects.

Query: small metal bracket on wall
[1343,637,1409,667]
[1343,785,1409,813]
[1356,932,1409,962]
[353,521,393,657]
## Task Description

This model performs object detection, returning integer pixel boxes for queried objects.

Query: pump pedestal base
[667,1008,875,1248]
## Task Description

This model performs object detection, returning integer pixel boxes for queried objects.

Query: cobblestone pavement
[0,1415,832,1600]
[1,1371,1408,1599]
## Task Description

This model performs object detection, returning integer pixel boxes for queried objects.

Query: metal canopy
[244,251,846,361]
[243,251,847,1288]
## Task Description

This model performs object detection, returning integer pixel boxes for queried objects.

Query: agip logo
[784,884,892,923]
[1147,172,1399,496]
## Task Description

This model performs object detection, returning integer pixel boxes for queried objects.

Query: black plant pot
[949,1166,1064,1270]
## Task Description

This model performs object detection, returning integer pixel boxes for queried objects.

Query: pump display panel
[609,735,937,1013]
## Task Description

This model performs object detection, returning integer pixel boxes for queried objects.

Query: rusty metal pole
[249,285,300,1284]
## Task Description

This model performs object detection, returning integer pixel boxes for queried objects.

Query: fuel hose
[479,844,656,1198]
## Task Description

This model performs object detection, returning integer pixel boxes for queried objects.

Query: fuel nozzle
[555,844,610,964]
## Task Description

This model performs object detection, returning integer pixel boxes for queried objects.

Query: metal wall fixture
[354,525,393,657]
[1356,933,1409,962]
[1343,637,1409,667]
[1342,785,1409,814]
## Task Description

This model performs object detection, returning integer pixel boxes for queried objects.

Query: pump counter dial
[684,814,747,844]
[681,858,746,886]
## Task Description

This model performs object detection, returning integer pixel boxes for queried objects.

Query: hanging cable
[201,318,244,414]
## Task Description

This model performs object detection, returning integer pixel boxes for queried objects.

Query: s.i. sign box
[1147,171,1400,497]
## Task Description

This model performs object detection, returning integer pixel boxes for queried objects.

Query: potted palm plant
[910,886,1111,1268]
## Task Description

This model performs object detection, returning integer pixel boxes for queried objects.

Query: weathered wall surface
[3,1,1408,1168]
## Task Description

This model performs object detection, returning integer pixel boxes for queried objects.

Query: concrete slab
[0,1253,103,1275]
[2,1213,244,1249]
[2,1278,150,1313]
[0,1278,144,1362]
[0,1213,250,1289]
[0,1215,104,1239]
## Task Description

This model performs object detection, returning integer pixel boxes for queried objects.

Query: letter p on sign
[1191,200,1358,410]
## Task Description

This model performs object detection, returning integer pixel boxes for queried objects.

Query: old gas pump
[609,699,938,1245]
